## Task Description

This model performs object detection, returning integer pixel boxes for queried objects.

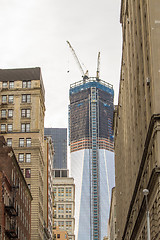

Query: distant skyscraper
[69,78,115,240]
[44,128,67,169]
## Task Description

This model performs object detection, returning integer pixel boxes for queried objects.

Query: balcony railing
[5,223,18,239]
[5,200,18,217]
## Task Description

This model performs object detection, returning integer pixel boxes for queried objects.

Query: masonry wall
[114,0,160,239]
[0,68,45,239]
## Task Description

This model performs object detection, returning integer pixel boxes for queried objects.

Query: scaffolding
[90,87,100,240]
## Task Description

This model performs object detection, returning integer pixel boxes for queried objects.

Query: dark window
[25,168,31,178]
[55,170,60,177]
[62,170,67,177]
[57,234,60,238]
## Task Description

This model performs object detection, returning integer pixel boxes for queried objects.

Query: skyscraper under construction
[69,78,115,240]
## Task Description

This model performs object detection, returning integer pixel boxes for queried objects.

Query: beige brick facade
[108,187,117,240]
[44,136,54,239]
[0,68,45,239]
[114,1,160,239]
[53,170,75,240]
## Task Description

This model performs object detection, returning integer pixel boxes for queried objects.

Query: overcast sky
[0,0,122,128]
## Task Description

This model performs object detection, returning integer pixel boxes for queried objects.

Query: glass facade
[44,128,67,169]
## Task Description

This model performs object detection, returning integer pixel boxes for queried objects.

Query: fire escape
[4,183,18,239]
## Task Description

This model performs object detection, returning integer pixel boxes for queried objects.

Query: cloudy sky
[0,0,122,128]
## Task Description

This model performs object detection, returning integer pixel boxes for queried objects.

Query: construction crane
[96,52,100,81]
[66,41,89,82]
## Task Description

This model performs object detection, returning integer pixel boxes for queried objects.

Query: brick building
[0,136,32,239]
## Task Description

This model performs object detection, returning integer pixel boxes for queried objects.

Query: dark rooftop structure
[0,67,42,82]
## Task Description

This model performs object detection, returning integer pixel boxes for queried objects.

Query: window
[25,168,31,178]
[66,205,72,213]
[21,123,30,132]
[26,153,31,163]
[26,138,31,147]
[8,95,14,103]
[8,109,13,118]
[66,221,72,229]
[19,153,24,162]
[57,234,60,239]
[1,124,6,132]
[2,95,7,103]
[21,109,31,118]
[58,188,64,196]
[2,82,7,88]
[58,221,64,229]
[58,204,64,213]
[7,138,12,146]
[9,81,14,89]
[69,188,72,196]
[19,138,24,147]
[8,124,13,132]
[1,109,6,118]
[66,187,72,196]
[28,184,31,190]
[22,94,31,103]
[22,81,31,88]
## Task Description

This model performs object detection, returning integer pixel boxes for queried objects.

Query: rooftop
[0,67,41,82]
[70,77,114,96]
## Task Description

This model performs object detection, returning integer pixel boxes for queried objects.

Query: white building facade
[69,79,115,240]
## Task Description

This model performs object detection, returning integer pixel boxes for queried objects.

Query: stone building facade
[0,68,46,239]
[108,187,117,240]
[114,0,160,239]
[53,169,75,240]
[0,136,32,239]
[53,226,69,240]
[44,136,54,239]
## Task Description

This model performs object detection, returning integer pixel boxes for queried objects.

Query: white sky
[0,0,122,128]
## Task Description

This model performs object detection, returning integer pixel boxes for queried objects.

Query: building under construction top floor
[69,77,114,152]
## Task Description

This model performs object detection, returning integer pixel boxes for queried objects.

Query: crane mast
[96,52,100,81]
